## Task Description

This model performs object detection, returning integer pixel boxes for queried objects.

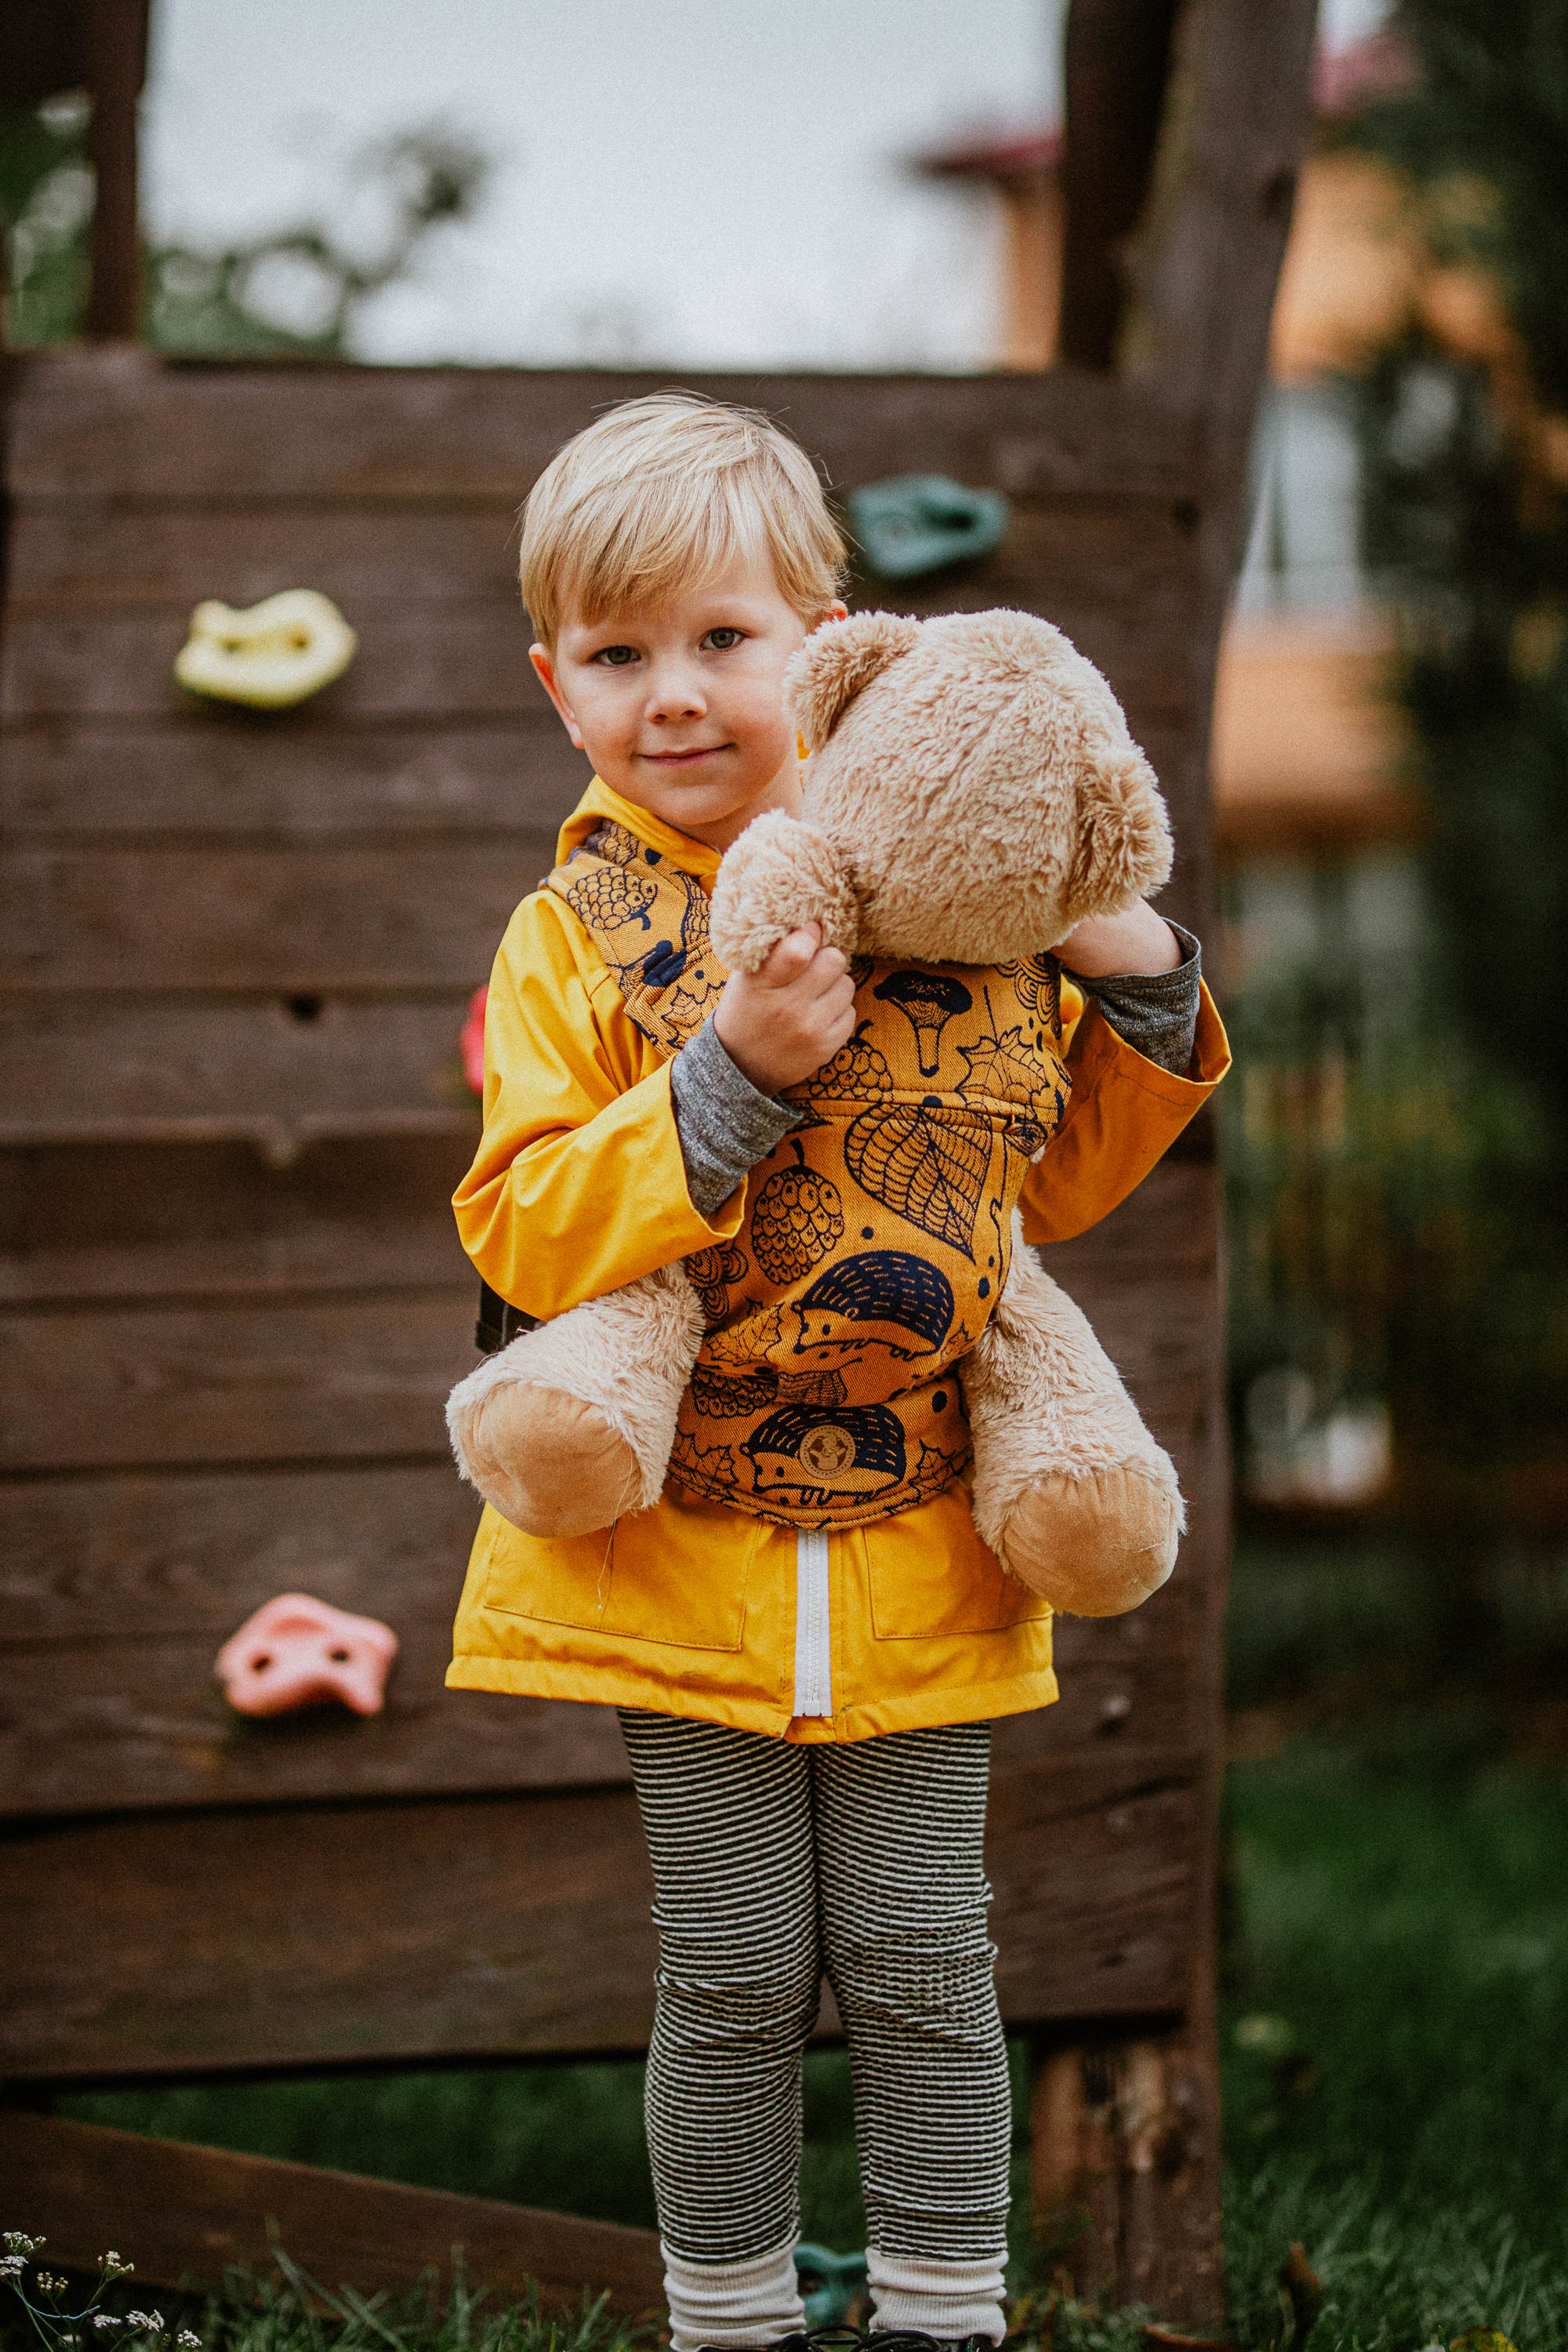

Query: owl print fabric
[546,820,1073,1530]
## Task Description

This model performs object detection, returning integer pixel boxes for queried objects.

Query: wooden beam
[1059,0,1184,369]
[2,354,1204,505]
[81,0,149,340]
[1128,0,1320,581]
[0,2111,666,2315]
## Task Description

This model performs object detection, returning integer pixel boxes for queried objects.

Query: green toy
[793,2242,869,2328]
[848,473,1010,579]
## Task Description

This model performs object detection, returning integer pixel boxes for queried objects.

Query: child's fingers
[796,945,851,1001]
[756,925,822,986]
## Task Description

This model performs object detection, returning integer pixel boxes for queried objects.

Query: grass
[1221,1737,1568,2352]
[18,1536,1568,2351]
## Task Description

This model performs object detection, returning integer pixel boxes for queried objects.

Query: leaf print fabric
[845,1103,992,1261]
[686,1241,749,1324]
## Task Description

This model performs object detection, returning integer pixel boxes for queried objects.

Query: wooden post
[1030,2034,1210,2311]
[1059,0,1184,370]
[1029,0,1319,2321]
[81,0,149,339]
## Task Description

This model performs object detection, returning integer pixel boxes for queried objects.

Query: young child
[446,394,1229,2352]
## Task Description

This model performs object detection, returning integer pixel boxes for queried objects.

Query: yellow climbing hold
[175,588,357,709]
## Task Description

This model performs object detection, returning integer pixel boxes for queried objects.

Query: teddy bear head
[785,606,1173,966]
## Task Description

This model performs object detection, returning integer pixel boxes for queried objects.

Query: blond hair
[518,392,847,644]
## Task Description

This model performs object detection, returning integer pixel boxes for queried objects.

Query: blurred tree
[0,99,490,353]
[1342,0,1568,1134]
[1241,0,1568,1507]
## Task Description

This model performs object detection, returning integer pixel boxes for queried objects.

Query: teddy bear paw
[460,1379,644,1537]
[994,1463,1181,1617]
[445,1267,706,1537]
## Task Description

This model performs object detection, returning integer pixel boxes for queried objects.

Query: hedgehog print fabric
[448,608,1194,1617]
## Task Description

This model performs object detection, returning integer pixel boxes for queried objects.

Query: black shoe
[701,2334,866,2352]
[864,2335,995,2352]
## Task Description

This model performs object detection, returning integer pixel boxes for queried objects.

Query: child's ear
[786,610,920,750]
[530,642,585,750]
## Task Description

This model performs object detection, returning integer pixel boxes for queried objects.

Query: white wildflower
[93,2314,121,2329]
[176,2334,201,2347]
[0,2257,26,2278]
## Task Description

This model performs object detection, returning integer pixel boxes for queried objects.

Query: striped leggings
[618,1709,1013,2347]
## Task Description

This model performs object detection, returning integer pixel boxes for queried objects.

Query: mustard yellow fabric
[448,777,1230,1741]
[541,811,1075,1527]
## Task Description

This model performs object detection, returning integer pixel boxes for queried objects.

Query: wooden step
[0,2110,666,2316]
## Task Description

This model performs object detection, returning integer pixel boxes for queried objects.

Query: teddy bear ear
[786,610,921,750]
[1067,748,1174,920]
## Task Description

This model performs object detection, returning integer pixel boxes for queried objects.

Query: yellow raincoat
[447,779,1229,1741]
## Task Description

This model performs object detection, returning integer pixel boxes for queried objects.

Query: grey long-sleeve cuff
[1062,921,1203,1077]
[670,1017,803,1218]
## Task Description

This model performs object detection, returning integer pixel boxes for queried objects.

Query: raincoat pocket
[478,1498,757,1651]
[864,1492,1052,1639]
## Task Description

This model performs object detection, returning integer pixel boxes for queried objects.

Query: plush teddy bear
[447,608,1186,1617]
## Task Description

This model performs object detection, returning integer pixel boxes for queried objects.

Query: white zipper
[793,1529,833,1719]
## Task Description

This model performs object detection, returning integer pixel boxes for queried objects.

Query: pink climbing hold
[459,984,488,1095]
[216,1594,398,1718]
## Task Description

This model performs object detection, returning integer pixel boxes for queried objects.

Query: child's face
[531,553,844,851]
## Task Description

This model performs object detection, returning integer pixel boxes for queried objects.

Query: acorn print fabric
[546,820,1073,1530]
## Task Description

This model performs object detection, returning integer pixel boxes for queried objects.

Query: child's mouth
[643,745,727,767]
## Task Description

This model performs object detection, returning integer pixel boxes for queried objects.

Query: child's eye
[593,644,639,667]
[703,627,745,651]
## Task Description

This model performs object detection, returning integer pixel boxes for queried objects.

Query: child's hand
[713,925,857,1096]
[1056,901,1181,977]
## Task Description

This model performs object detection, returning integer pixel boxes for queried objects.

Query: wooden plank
[0,1755,1198,2080]
[5,356,1205,506]
[0,1462,633,1819]
[2,841,550,993]
[1,1594,1199,1824]
[2,711,1195,846]
[0,1134,477,1305]
[0,1290,476,1470]
[1059,0,1181,368]
[1,1275,1209,1479]
[0,607,535,720]
[0,996,484,1149]
[0,1134,1210,1309]
[0,720,581,842]
[4,491,1197,611]
[0,560,1196,728]
[0,1134,1211,1311]
[0,2112,667,2314]
[1109,4,1315,2317]
[0,720,580,841]
[4,506,529,608]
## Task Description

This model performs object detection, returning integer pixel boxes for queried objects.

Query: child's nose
[644,659,706,720]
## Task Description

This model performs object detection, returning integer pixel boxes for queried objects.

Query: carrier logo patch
[743,1403,908,1509]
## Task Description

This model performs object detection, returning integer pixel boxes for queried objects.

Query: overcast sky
[142,0,1392,371]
